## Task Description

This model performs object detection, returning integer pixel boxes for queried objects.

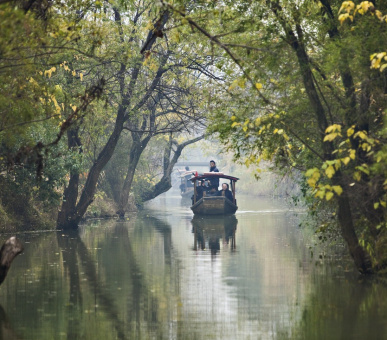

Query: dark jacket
[223,189,233,201]
[209,166,219,188]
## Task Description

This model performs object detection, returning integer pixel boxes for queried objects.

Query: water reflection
[191,215,237,254]
[0,304,21,339]
[1,195,387,339]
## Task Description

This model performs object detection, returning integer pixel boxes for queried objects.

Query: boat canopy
[178,170,199,178]
[190,172,239,182]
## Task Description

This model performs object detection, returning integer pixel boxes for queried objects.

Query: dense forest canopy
[0,0,387,274]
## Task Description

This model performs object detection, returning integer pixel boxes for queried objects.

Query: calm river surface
[1,192,387,339]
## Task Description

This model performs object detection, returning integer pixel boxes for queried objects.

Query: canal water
[1,192,387,339]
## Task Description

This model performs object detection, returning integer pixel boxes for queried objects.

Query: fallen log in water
[0,237,23,285]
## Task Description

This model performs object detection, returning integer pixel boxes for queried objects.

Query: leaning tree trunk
[116,137,151,218]
[57,109,127,230]
[139,135,204,203]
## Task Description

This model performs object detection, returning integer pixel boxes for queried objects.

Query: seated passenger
[221,183,234,201]
[208,187,220,196]
[196,180,205,200]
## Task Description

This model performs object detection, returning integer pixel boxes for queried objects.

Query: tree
[57,2,171,229]
[0,0,105,227]
[162,0,387,273]
[115,59,209,216]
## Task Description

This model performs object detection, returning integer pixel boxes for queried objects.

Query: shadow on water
[191,215,237,255]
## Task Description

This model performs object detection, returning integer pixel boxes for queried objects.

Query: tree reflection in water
[56,220,167,340]
[2,195,387,339]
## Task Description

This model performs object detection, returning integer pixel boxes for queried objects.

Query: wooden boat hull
[190,196,238,215]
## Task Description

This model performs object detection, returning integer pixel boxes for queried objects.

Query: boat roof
[190,172,239,182]
[179,170,199,178]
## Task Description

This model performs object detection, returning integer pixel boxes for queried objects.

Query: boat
[178,169,200,198]
[190,173,239,215]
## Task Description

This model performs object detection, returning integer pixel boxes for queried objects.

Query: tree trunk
[139,135,204,203]
[336,187,373,274]
[57,128,82,229]
[116,137,151,218]
[57,109,126,229]
[270,2,374,273]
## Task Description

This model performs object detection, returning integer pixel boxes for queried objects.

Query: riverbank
[0,194,137,232]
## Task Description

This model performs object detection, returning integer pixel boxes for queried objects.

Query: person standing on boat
[209,160,219,189]
[221,183,233,201]
[209,160,219,173]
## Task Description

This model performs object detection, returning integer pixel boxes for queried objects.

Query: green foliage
[163,0,387,272]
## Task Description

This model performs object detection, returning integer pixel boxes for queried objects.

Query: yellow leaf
[255,83,263,90]
[231,115,236,121]
[381,201,387,208]
[347,126,355,137]
[353,171,361,181]
[315,190,325,199]
[349,149,356,160]
[325,124,342,133]
[374,202,380,209]
[71,105,77,112]
[339,13,350,24]
[334,159,341,170]
[273,128,278,134]
[79,73,83,81]
[332,186,343,196]
[231,122,239,128]
[342,157,351,165]
[326,192,334,201]
[354,131,367,140]
[325,165,335,178]
[307,178,317,187]
[339,1,355,14]
[323,133,339,142]
[305,168,319,177]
